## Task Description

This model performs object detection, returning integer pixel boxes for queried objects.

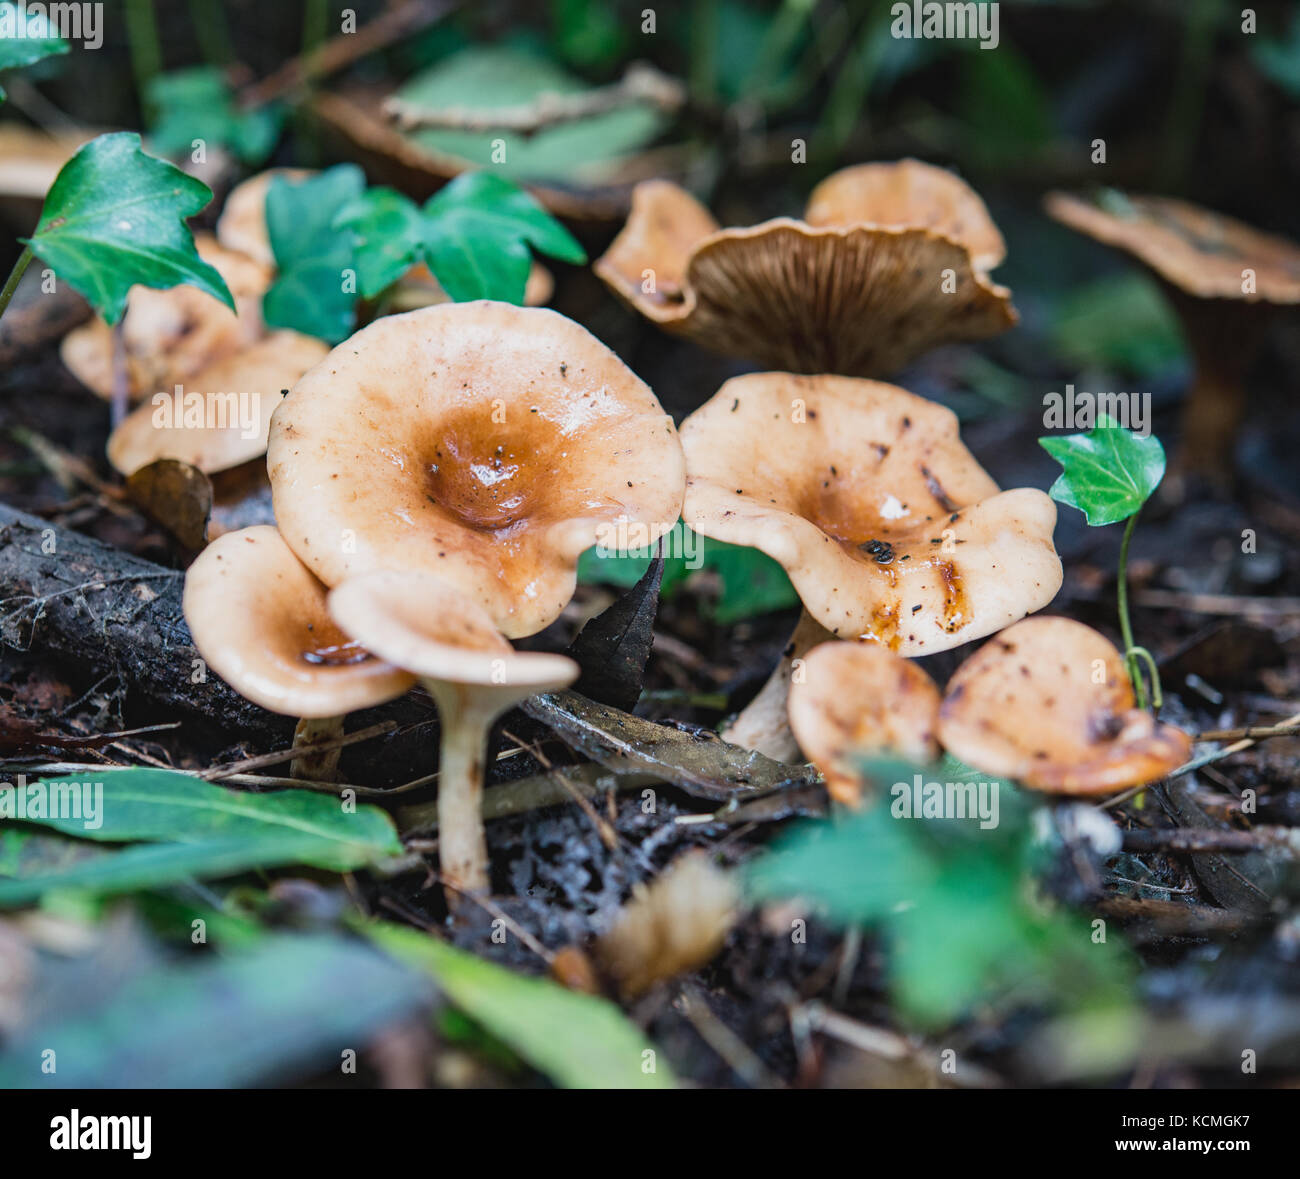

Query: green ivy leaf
[147,66,283,166]
[422,171,586,303]
[0,0,69,101]
[25,131,233,326]
[370,923,676,1088]
[264,164,365,343]
[1039,415,1166,526]
[334,186,426,299]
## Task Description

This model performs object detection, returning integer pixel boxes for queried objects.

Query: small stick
[1196,721,1300,742]
[1136,588,1300,619]
[200,719,397,780]
[436,877,552,963]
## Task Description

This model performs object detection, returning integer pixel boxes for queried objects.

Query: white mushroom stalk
[329,570,578,896]
[182,526,415,781]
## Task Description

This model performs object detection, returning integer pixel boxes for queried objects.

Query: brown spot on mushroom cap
[60,234,272,402]
[107,331,330,476]
[805,158,1006,271]
[268,302,685,638]
[681,373,1062,655]
[788,641,941,807]
[936,617,1192,795]
[182,525,415,717]
[594,164,1016,377]
[1044,191,1300,303]
[329,569,578,692]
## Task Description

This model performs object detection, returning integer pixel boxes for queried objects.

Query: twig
[1136,588,1300,619]
[677,984,783,1089]
[1197,721,1300,742]
[436,877,552,963]
[502,728,620,853]
[384,61,685,133]
[200,719,397,780]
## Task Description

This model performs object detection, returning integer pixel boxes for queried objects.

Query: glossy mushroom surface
[268,302,685,637]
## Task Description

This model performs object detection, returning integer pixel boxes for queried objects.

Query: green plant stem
[1117,508,1152,710]
[0,245,34,322]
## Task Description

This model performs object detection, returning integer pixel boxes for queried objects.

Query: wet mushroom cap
[1044,191,1300,304]
[59,233,272,401]
[681,373,1062,654]
[183,526,415,717]
[788,640,941,806]
[329,569,579,690]
[937,616,1192,795]
[594,166,1016,376]
[107,331,330,476]
[805,158,1006,271]
[268,302,685,638]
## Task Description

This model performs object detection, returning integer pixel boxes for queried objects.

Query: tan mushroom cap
[183,526,415,717]
[60,233,272,401]
[937,617,1192,795]
[388,259,554,312]
[107,331,330,476]
[329,569,578,691]
[806,158,1006,271]
[1044,191,1300,304]
[681,373,1062,654]
[595,164,1016,376]
[788,641,941,806]
[216,168,316,267]
[268,301,685,638]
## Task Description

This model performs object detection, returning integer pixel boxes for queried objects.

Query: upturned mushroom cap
[805,158,1006,271]
[936,617,1192,795]
[183,526,415,717]
[215,168,316,267]
[788,641,941,806]
[594,164,1016,376]
[268,302,685,638]
[328,569,578,693]
[107,331,330,476]
[1044,191,1300,304]
[60,234,272,401]
[681,373,1062,654]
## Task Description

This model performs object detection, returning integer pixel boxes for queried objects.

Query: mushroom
[594,158,1016,376]
[328,569,578,895]
[1044,190,1300,487]
[107,331,330,477]
[681,372,1062,758]
[60,233,271,403]
[267,301,685,638]
[936,616,1192,795]
[386,258,554,311]
[182,526,415,780]
[787,641,941,807]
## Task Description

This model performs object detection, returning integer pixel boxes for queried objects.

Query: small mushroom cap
[60,234,271,401]
[107,331,330,476]
[805,158,1005,271]
[183,526,415,717]
[594,171,1015,376]
[216,168,316,267]
[937,617,1192,795]
[682,373,1062,654]
[788,641,941,806]
[268,302,685,638]
[329,570,579,691]
[1045,191,1300,304]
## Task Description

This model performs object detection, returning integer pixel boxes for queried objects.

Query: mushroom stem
[720,610,833,761]
[290,715,345,781]
[422,682,505,897]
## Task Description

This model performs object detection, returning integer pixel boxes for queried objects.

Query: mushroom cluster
[681,371,1062,758]
[184,300,685,897]
[595,158,1016,376]
[787,617,1192,805]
